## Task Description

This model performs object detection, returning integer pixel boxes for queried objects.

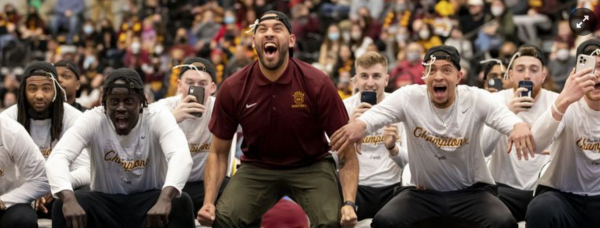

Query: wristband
[552,103,564,117]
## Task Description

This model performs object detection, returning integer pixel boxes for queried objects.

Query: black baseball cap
[423,45,461,70]
[576,39,600,56]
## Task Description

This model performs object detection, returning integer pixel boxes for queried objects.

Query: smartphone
[188,86,205,117]
[518,80,533,97]
[361,91,377,105]
[576,54,596,74]
[488,78,503,91]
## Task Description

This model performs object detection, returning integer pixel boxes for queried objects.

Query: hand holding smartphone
[360,91,377,105]
[576,54,596,74]
[518,80,534,109]
[188,86,205,117]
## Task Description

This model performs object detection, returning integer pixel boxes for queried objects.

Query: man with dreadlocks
[331,45,533,228]
[46,68,195,228]
[480,45,558,222]
[150,57,229,214]
[526,39,600,228]
[0,61,90,218]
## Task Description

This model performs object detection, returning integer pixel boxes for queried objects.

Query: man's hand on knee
[197,203,216,226]
[340,205,357,227]
[58,190,87,228]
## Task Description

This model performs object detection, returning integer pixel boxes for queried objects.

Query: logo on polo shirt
[40,146,52,157]
[413,127,468,151]
[292,91,307,108]
[189,143,210,153]
[104,150,148,172]
[577,138,600,161]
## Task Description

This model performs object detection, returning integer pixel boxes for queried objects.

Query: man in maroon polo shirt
[197,10,359,228]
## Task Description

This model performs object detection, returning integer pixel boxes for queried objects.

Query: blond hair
[355,51,389,72]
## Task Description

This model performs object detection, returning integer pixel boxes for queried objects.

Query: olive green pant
[214,159,342,228]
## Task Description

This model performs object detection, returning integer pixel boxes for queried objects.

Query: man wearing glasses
[150,57,228,214]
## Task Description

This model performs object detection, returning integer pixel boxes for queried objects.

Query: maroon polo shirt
[209,58,349,169]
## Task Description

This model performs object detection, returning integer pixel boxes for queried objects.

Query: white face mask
[556,49,570,61]
[419,30,430,40]
[131,42,141,54]
[491,6,504,17]
[351,32,362,40]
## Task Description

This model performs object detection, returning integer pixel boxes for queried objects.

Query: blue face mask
[224,16,235,24]
[84,26,94,35]
[328,33,340,41]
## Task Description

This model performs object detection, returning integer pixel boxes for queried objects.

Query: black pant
[182,177,230,214]
[38,185,90,219]
[371,183,516,228]
[526,185,600,228]
[355,183,400,221]
[0,204,38,228]
[51,190,195,228]
[497,183,534,221]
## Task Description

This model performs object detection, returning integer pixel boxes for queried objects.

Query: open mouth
[433,85,447,97]
[595,83,600,90]
[263,42,278,59]
[115,116,128,129]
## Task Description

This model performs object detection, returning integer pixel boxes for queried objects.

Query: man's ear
[289,34,296,49]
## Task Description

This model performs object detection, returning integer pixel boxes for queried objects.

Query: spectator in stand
[19,6,47,55]
[333,44,356,80]
[548,39,575,91]
[90,0,114,22]
[213,9,241,44]
[445,27,473,70]
[555,20,574,49]
[486,0,516,43]
[49,0,85,45]
[349,23,373,59]
[459,0,486,41]
[390,42,425,89]
[357,7,382,42]
[224,45,253,80]
[191,9,222,51]
[413,19,442,51]
[350,0,383,20]
[319,24,343,76]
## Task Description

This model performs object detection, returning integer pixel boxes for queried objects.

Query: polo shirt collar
[255,58,293,86]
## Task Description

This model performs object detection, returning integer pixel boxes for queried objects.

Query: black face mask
[178,37,187,44]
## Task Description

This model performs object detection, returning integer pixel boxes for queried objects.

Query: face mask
[179,37,187,44]
[351,32,362,40]
[556,49,570,61]
[84,25,94,35]
[224,16,235,24]
[343,32,351,42]
[396,34,406,42]
[491,7,504,17]
[328,33,340,41]
[419,30,430,40]
[131,42,141,54]
[155,45,164,55]
[340,77,350,83]
[407,52,420,62]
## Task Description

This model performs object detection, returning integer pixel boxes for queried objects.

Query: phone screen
[488,78,503,91]
[518,80,533,98]
[361,91,377,105]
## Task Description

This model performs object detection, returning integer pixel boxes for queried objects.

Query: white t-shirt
[344,93,408,187]
[0,115,49,208]
[482,89,557,190]
[151,95,215,182]
[532,99,600,196]
[1,103,90,189]
[46,107,193,196]
[358,85,522,191]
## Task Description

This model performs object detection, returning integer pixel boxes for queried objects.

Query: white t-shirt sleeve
[481,125,503,157]
[390,126,409,168]
[0,121,49,208]
[532,107,565,155]
[359,87,408,133]
[152,109,193,196]
[68,149,90,189]
[46,112,97,197]
[478,89,522,135]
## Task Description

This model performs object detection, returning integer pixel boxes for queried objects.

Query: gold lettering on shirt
[577,138,600,153]
[413,127,468,149]
[292,91,307,108]
[104,150,148,171]
[189,143,211,153]
[361,135,385,145]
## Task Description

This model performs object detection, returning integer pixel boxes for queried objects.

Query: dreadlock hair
[101,68,148,113]
[17,69,65,143]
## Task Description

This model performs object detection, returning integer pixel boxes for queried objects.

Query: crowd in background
[0,0,597,110]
